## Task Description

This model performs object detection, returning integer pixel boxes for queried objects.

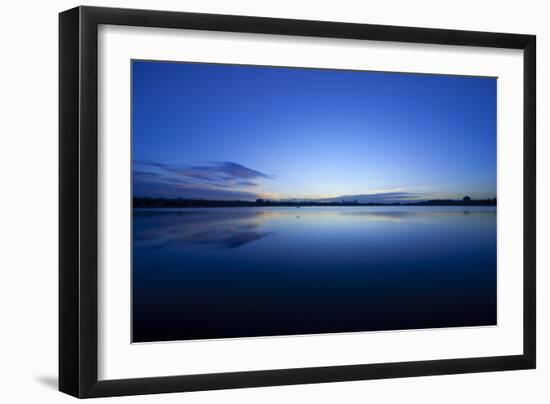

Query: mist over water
[132,206,497,343]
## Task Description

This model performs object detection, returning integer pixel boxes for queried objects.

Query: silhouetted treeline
[133,197,497,208]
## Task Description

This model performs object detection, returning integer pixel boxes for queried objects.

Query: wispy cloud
[315,192,430,204]
[133,160,273,200]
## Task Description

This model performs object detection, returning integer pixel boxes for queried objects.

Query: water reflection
[339,209,493,221]
[132,206,497,342]
[134,210,273,249]
[134,207,495,248]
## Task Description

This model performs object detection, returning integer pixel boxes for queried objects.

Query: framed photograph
[59,6,536,398]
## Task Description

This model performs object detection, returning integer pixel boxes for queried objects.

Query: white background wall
[0,0,546,402]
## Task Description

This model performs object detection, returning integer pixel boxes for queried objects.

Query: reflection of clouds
[338,209,496,223]
[339,211,414,223]
[134,210,273,249]
[134,208,497,250]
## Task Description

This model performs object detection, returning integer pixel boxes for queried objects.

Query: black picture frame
[59,5,536,398]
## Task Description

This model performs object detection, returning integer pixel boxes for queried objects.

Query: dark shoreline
[133,197,496,209]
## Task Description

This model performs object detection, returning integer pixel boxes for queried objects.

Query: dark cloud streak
[133,160,272,200]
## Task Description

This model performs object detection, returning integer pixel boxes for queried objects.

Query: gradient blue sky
[132,60,496,202]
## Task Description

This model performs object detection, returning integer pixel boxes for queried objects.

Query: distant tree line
[133,196,497,208]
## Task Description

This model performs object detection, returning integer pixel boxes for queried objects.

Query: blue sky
[132,60,496,202]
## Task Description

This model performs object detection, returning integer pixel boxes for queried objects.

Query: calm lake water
[132,206,496,342]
